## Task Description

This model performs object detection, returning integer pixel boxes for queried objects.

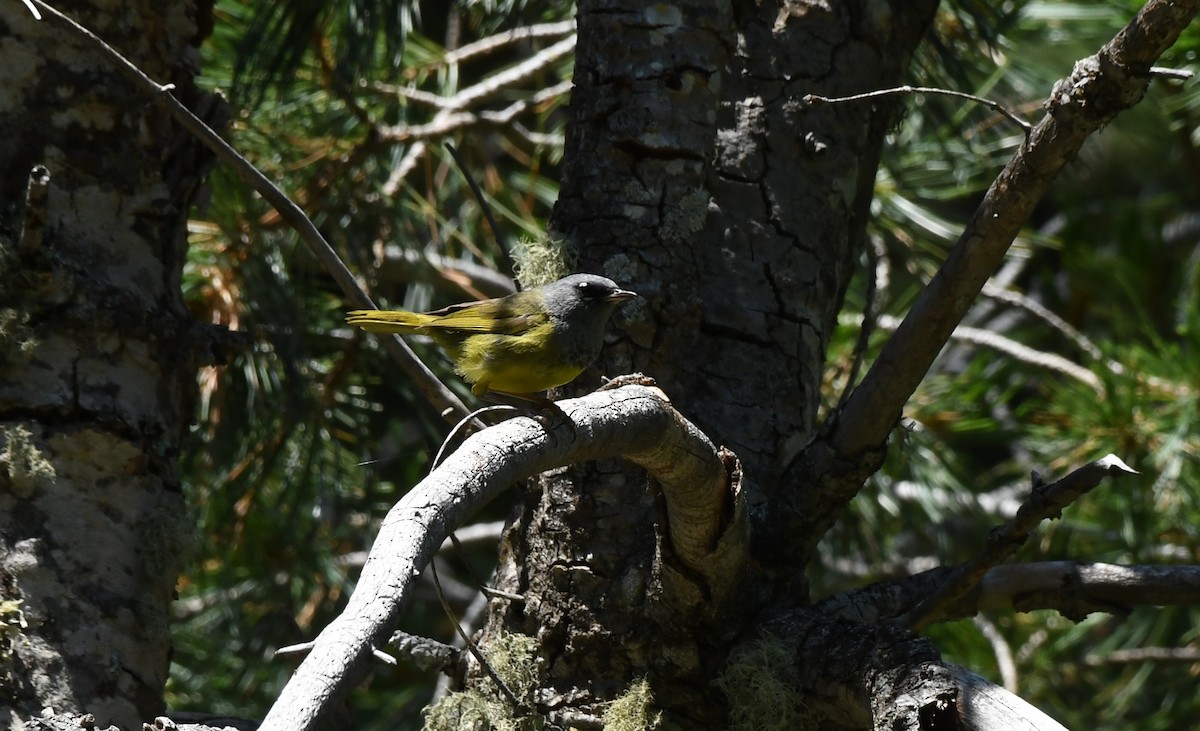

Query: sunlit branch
[805,85,1033,134]
[875,314,1103,391]
[257,385,735,731]
[444,21,576,65]
[898,455,1139,630]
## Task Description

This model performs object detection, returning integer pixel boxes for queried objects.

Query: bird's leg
[484,391,570,425]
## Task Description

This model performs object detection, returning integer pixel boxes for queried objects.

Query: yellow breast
[454,323,583,396]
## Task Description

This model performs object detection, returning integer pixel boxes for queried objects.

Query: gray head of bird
[540,273,637,360]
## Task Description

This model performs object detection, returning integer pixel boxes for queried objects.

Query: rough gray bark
[0,1,214,727]
[481,1,939,728]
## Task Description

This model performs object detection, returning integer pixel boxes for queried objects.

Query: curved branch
[258,385,737,731]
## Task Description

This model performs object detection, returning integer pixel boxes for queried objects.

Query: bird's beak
[609,288,637,303]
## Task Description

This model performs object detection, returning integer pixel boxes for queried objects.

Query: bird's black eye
[575,278,612,300]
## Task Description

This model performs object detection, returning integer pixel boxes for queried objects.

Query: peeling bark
[0,1,216,727]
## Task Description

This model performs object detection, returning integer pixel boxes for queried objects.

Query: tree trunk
[481,0,938,727]
[0,1,215,727]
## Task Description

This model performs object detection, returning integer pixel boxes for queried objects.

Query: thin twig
[275,641,315,656]
[479,585,525,602]
[898,454,1139,631]
[429,559,524,710]
[974,615,1018,692]
[432,405,517,469]
[1147,66,1194,79]
[874,314,1102,391]
[445,142,513,280]
[23,0,472,423]
[384,141,429,196]
[367,81,456,108]
[804,86,1033,134]
[444,36,576,113]
[444,21,576,65]
[276,640,395,665]
[981,282,1103,361]
[423,404,522,707]
[511,123,566,148]
[380,57,572,195]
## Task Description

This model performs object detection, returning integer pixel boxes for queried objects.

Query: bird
[346,273,637,399]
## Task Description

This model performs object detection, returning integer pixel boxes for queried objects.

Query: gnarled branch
[257,385,741,731]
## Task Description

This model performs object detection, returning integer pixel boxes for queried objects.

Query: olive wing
[418,296,547,335]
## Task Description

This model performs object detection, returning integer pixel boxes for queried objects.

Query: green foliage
[820,2,1200,728]
[232,0,416,107]
[174,0,1200,727]
[174,0,573,725]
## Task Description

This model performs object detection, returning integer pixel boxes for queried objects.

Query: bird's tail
[346,309,437,333]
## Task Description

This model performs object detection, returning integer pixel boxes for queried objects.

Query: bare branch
[973,562,1200,619]
[805,85,1033,134]
[1148,65,1194,79]
[444,21,576,65]
[379,36,575,126]
[1085,645,1200,666]
[819,561,1200,629]
[980,282,1104,361]
[876,313,1103,390]
[943,665,1068,731]
[973,615,1018,692]
[24,0,472,423]
[444,36,576,111]
[827,0,1200,459]
[383,141,429,197]
[257,385,738,731]
[765,614,1067,730]
[388,631,460,673]
[374,245,518,298]
[378,43,574,196]
[899,454,1138,630]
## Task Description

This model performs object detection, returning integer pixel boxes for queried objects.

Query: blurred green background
[171,1,1200,728]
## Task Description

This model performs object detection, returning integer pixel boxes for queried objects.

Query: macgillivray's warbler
[346,273,637,399]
